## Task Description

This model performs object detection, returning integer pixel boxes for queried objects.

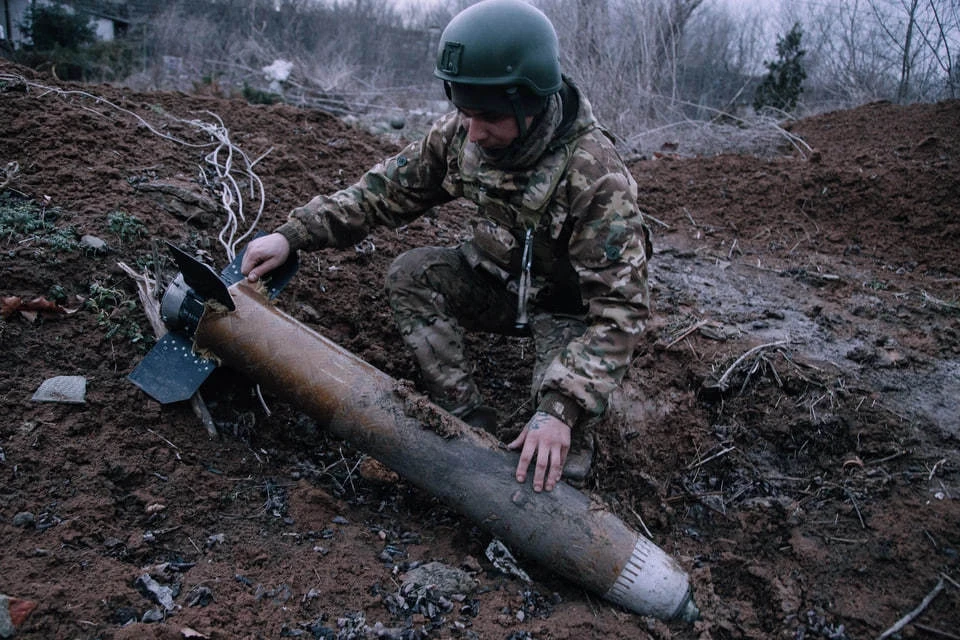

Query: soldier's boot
[456,404,500,435]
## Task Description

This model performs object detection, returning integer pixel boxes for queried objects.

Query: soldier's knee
[386,248,426,293]
[386,246,457,294]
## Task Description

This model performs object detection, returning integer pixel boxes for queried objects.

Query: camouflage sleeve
[537,162,652,424]
[276,114,459,252]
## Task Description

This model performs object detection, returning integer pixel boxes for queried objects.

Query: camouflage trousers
[385,246,587,417]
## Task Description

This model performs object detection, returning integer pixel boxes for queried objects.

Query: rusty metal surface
[194,282,688,616]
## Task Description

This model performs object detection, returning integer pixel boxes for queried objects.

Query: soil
[1,59,958,640]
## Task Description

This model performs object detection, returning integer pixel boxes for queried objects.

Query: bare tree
[681,3,769,117]
[538,0,704,135]
[790,0,897,106]
[870,0,922,101]
[866,0,960,101]
[134,0,434,102]
[775,0,959,106]
[112,0,960,139]
[917,0,959,97]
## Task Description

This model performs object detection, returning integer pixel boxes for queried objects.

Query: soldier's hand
[241,233,290,282]
[507,411,570,492]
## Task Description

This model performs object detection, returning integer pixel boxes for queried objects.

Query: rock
[141,608,165,623]
[485,540,531,583]
[31,376,86,404]
[297,302,321,323]
[134,574,177,611]
[108,606,139,625]
[79,235,109,254]
[135,179,220,227]
[206,533,226,547]
[11,512,34,528]
[402,561,479,597]
[185,586,213,607]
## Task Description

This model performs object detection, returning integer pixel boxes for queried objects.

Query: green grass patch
[107,210,146,245]
[86,281,150,347]
[0,193,78,253]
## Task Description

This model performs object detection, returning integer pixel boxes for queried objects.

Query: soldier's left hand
[507,411,570,492]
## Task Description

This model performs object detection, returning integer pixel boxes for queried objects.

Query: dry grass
[623,115,812,161]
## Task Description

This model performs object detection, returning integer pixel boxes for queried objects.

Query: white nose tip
[603,535,700,621]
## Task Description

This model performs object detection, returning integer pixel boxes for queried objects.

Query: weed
[87,281,128,316]
[0,196,48,238]
[133,252,171,277]
[86,281,150,348]
[107,210,146,245]
[48,284,67,303]
[0,193,77,252]
[45,226,79,252]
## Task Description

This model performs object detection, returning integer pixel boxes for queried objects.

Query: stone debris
[401,561,479,597]
[11,513,34,528]
[134,574,178,611]
[485,540,531,583]
[79,235,109,254]
[31,376,86,404]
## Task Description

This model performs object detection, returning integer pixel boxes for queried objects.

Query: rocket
[128,243,700,623]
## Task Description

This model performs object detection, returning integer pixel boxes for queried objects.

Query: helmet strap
[505,87,529,138]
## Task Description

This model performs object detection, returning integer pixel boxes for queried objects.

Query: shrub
[14,5,135,82]
[753,23,807,113]
[19,4,96,51]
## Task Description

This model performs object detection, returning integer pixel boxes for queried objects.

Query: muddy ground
[1,59,958,639]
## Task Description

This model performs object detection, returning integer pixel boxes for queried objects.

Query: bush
[81,39,138,82]
[13,5,135,82]
[243,83,284,105]
[19,4,96,51]
[753,23,807,113]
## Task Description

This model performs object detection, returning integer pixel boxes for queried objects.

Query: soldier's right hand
[241,233,291,282]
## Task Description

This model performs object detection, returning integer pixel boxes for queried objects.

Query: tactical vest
[447,129,587,316]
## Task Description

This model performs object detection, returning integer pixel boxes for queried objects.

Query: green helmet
[434,0,562,99]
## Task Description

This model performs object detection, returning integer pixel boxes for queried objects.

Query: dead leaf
[0,295,78,321]
[25,296,64,314]
[181,627,209,639]
[8,596,38,626]
[1,295,21,318]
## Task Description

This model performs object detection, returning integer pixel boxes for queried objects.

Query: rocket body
[194,282,698,621]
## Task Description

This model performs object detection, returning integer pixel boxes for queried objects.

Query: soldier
[242,0,652,493]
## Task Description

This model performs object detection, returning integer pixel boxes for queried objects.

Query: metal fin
[128,332,216,404]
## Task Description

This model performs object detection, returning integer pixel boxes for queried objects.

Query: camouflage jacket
[277,81,652,427]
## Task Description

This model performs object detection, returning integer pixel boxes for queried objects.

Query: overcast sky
[388,0,773,9]
[387,0,782,22]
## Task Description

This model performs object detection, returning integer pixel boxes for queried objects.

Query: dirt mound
[1,59,958,639]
